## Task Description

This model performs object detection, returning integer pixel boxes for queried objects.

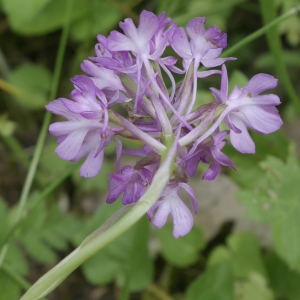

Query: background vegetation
[0,0,300,299]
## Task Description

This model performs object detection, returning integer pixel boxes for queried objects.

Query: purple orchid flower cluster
[46,11,283,238]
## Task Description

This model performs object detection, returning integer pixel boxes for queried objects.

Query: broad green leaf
[265,251,300,300]
[0,271,20,300]
[70,0,120,41]
[185,261,234,300]
[156,223,205,267]
[2,0,52,29]
[3,0,86,35]
[227,232,268,279]
[235,273,274,300]
[236,153,300,271]
[207,246,232,266]
[8,63,51,109]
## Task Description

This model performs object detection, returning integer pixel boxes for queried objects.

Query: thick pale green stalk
[259,0,300,113]
[21,136,177,300]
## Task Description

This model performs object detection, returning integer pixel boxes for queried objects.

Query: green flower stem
[221,5,300,57]
[259,0,300,113]
[21,137,178,300]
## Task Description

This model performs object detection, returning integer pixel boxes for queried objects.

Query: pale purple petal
[251,94,281,106]
[245,74,278,96]
[136,10,159,43]
[171,27,192,60]
[55,128,89,160]
[197,70,222,78]
[229,116,255,153]
[179,183,198,214]
[170,196,194,238]
[107,30,135,52]
[201,57,235,68]
[241,105,283,133]
[80,149,104,178]
[203,48,223,59]
[186,17,206,40]
[46,99,76,120]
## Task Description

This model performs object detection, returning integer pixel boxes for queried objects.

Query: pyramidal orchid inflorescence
[46,11,283,238]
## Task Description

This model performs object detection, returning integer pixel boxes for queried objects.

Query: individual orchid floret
[147,183,198,238]
[106,165,152,204]
[210,65,283,153]
[185,131,235,179]
[171,17,234,71]
[46,76,115,177]
[107,10,159,58]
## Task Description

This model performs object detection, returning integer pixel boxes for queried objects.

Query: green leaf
[236,153,300,271]
[156,223,205,267]
[2,0,52,29]
[227,232,268,279]
[18,201,80,264]
[8,63,51,109]
[5,244,29,277]
[207,246,232,266]
[185,261,234,300]
[235,273,274,300]
[3,0,86,35]
[265,251,300,300]
[0,271,21,300]
[70,0,120,41]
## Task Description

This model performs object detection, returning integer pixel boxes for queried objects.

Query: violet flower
[46,76,116,177]
[210,65,283,153]
[147,183,198,238]
[184,131,235,180]
[106,165,152,204]
[46,11,283,238]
